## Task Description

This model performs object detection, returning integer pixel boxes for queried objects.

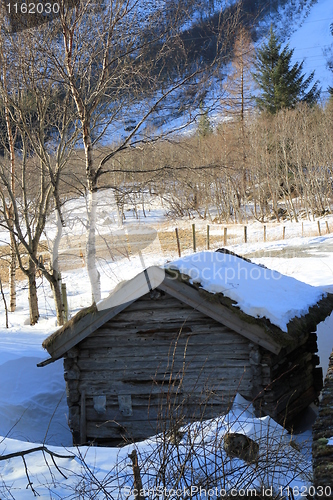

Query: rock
[223,432,259,465]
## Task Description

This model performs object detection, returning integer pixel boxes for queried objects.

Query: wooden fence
[171,220,331,257]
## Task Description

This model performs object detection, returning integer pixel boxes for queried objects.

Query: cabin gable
[64,290,257,445]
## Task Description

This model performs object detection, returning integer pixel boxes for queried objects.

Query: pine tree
[253,27,320,114]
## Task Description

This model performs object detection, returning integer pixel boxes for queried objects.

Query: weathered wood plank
[75,359,251,374]
[101,322,243,334]
[93,361,252,376]
[78,374,253,392]
[78,339,250,354]
[124,296,189,311]
[91,324,239,339]
[89,327,248,342]
[80,339,249,352]
[104,308,209,323]
[77,373,253,396]
[84,334,249,347]
[76,356,251,373]
[84,402,235,426]
[84,396,250,442]
[46,300,137,359]
[270,352,313,376]
[264,372,314,403]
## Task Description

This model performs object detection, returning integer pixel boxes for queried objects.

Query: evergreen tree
[198,103,213,136]
[253,27,320,114]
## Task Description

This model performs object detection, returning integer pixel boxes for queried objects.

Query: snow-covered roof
[42,250,333,363]
[166,250,326,332]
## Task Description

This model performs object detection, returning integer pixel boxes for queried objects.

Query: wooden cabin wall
[253,331,322,424]
[64,291,256,446]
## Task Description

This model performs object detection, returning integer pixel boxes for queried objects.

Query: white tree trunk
[86,190,101,303]
[8,228,16,312]
[52,210,62,276]
[45,209,65,325]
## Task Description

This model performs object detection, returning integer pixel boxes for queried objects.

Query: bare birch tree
[35,0,241,303]
[0,23,79,325]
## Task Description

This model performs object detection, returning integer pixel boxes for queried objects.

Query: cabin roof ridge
[39,252,333,365]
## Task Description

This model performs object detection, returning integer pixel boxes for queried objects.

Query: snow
[228,231,333,376]
[0,395,312,499]
[167,251,325,332]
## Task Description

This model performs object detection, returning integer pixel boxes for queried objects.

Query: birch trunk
[86,190,101,303]
[8,218,16,312]
[28,258,39,325]
[50,278,64,326]
[50,210,64,325]
[51,209,62,277]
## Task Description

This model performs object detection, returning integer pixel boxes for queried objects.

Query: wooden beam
[47,300,136,359]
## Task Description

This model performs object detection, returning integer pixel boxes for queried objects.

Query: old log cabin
[40,250,333,446]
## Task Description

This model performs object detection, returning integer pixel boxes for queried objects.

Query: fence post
[283,226,286,240]
[317,221,321,236]
[175,228,181,257]
[263,225,266,242]
[207,225,210,250]
[224,227,227,246]
[192,223,196,252]
[302,222,304,237]
[244,225,247,243]
[326,221,330,234]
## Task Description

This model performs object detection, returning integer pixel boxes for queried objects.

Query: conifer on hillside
[253,27,320,114]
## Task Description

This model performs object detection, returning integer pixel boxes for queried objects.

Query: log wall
[63,290,322,445]
[253,332,322,424]
[65,291,255,445]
